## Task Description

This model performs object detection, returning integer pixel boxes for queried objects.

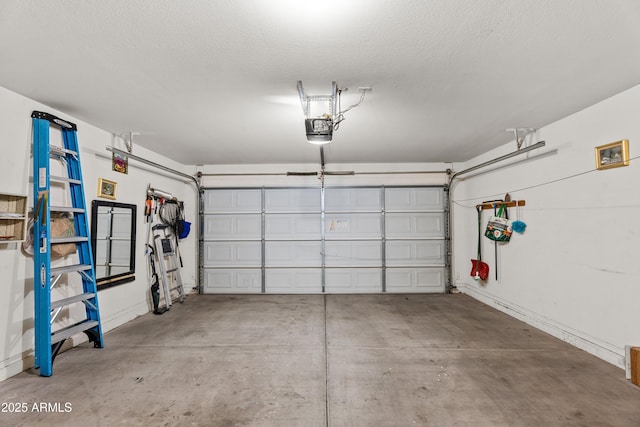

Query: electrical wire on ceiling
[333,88,368,131]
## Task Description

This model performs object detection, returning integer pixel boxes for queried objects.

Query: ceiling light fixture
[296,81,370,144]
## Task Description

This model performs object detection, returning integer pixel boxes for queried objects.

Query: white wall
[451,84,640,368]
[0,86,197,381]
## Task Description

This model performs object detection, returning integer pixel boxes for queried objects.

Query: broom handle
[494,204,498,280]
[476,206,482,276]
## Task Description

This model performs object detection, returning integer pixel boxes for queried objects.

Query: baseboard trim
[0,301,151,382]
[100,301,150,333]
[0,352,34,382]
[458,283,625,369]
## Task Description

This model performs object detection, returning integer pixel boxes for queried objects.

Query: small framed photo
[97,178,117,200]
[595,139,629,170]
[112,152,129,174]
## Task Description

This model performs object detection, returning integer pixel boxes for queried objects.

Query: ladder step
[49,146,78,158]
[51,292,96,310]
[51,206,85,213]
[50,264,92,276]
[50,176,82,185]
[51,236,88,244]
[51,320,99,345]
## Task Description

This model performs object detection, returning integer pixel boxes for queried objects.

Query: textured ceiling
[1,0,640,165]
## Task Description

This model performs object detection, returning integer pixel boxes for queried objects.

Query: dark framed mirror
[90,200,137,289]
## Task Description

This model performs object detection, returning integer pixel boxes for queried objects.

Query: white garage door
[202,187,446,294]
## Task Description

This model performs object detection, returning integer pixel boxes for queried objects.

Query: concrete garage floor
[1,294,639,426]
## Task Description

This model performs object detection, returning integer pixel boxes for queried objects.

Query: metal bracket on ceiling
[114,132,139,153]
[506,128,536,150]
[297,81,338,118]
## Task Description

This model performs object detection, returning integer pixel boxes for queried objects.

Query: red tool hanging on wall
[470,205,490,281]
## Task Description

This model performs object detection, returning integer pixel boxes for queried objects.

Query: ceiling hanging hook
[506,128,535,150]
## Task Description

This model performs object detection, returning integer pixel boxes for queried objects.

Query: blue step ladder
[32,111,104,377]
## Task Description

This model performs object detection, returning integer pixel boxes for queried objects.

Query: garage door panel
[325,213,381,239]
[204,214,262,240]
[386,213,444,238]
[265,214,321,239]
[324,188,382,212]
[204,189,262,213]
[386,268,445,293]
[202,186,446,294]
[204,269,262,293]
[325,241,382,266]
[265,269,322,293]
[386,240,445,266]
[385,187,444,211]
[265,241,322,267]
[325,268,382,293]
[264,188,321,212]
[203,241,261,267]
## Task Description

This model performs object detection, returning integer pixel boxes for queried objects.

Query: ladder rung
[50,264,92,276]
[51,236,88,244]
[51,320,99,345]
[51,292,96,310]
[167,268,179,273]
[50,176,82,185]
[49,146,78,158]
[51,206,85,213]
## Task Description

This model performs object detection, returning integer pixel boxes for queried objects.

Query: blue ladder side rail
[31,111,104,377]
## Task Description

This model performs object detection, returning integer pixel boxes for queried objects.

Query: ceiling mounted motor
[304,117,333,143]
[297,81,337,144]
[297,81,371,144]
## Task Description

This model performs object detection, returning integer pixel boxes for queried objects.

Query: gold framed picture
[595,139,629,170]
[97,178,117,200]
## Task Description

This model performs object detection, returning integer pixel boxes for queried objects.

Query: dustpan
[470,258,490,281]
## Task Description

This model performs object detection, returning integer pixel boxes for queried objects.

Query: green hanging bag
[484,205,512,242]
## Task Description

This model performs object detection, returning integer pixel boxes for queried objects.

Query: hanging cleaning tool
[493,204,498,280]
[511,202,527,233]
[480,199,505,280]
[146,243,165,315]
[31,111,104,377]
[144,189,161,313]
[470,206,489,281]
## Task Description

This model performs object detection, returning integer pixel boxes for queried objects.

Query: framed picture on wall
[97,178,117,200]
[112,151,129,174]
[595,139,629,170]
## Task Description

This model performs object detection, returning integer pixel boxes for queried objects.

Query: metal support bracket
[506,128,536,150]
